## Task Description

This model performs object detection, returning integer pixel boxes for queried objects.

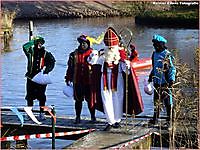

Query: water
[1,17,198,149]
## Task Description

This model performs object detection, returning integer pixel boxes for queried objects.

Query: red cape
[122,65,144,115]
[90,64,144,115]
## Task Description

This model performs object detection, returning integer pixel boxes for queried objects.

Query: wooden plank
[1,112,153,132]
[1,112,107,130]
[66,126,154,149]
[67,131,135,149]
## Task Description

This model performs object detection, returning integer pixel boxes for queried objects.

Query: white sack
[32,71,52,85]
[63,84,73,97]
[87,50,99,65]
[143,78,153,95]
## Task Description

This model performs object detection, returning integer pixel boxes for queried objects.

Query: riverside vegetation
[135,2,198,28]
[166,48,199,148]
[1,1,198,51]
[1,10,16,52]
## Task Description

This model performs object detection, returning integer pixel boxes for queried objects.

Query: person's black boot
[89,107,96,123]
[74,101,82,124]
[74,116,81,124]
[166,104,172,122]
[148,119,158,125]
[112,122,120,128]
[103,124,112,131]
[90,116,96,123]
[149,108,159,125]
[148,112,158,125]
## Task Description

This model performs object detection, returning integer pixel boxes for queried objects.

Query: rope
[0,129,95,141]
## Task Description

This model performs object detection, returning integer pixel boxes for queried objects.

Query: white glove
[87,50,99,65]
[124,60,131,69]
[67,81,73,87]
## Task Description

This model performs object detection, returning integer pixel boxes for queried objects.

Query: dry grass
[170,54,198,148]
[152,48,199,148]
[1,10,15,31]
[1,10,16,51]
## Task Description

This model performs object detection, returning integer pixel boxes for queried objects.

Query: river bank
[0,1,167,51]
[135,3,198,29]
[2,1,198,28]
[1,1,151,19]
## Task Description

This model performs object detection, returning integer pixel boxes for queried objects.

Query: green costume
[23,36,55,78]
[23,36,55,113]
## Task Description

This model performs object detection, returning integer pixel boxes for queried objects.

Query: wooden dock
[66,127,155,149]
[1,109,166,149]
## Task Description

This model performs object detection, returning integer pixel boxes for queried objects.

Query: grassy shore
[1,1,167,19]
[2,1,198,29]
[135,5,198,28]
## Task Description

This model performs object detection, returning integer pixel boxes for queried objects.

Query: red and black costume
[65,35,95,123]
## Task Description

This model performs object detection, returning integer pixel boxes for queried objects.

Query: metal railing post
[51,105,56,149]
[29,21,33,41]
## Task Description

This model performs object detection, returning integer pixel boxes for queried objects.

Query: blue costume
[148,35,176,124]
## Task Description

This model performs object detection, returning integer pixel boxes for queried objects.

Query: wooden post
[125,66,128,132]
[3,31,8,47]
[51,105,56,149]
[198,80,200,149]
[124,28,133,133]
[29,21,33,41]
[3,31,9,50]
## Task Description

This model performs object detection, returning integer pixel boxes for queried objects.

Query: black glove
[148,77,152,83]
[168,81,174,88]
[43,70,48,74]
[65,79,72,86]
[148,72,153,83]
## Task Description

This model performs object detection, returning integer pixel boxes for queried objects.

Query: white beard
[104,46,120,65]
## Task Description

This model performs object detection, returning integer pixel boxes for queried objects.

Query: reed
[1,10,15,32]
[170,56,198,148]
[151,48,198,148]
[194,48,199,70]
[1,10,16,51]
